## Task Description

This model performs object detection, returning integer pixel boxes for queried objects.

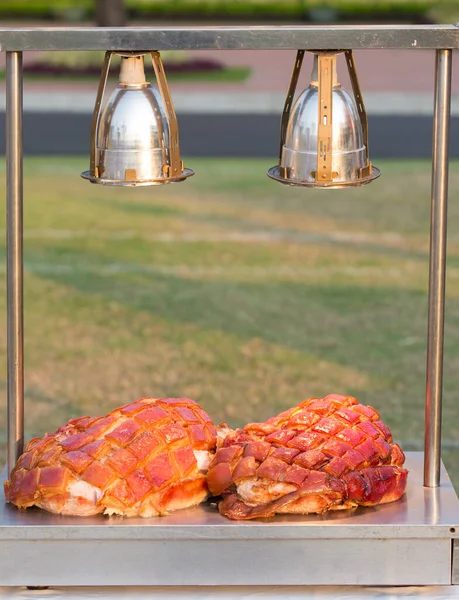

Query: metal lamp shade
[268,51,380,189]
[279,84,376,186]
[92,83,179,185]
[82,52,193,186]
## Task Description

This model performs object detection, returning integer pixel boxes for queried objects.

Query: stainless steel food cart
[0,23,458,599]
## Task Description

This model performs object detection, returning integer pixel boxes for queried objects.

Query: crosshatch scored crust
[4,397,217,517]
[208,393,408,520]
[4,393,407,521]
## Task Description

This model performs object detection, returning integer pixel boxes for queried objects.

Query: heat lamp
[81,51,193,186]
[268,50,380,188]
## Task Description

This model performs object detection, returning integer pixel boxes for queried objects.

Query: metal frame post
[424,48,452,487]
[6,51,24,476]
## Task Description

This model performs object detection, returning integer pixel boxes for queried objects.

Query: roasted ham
[208,394,408,520]
[4,397,217,517]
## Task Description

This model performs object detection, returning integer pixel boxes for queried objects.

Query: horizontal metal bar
[3,587,459,600]
[0,25,458,52]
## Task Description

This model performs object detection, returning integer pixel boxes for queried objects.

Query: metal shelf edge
[0,25,458,51]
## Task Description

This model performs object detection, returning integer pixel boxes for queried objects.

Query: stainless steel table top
[0,453,458,587]
[1,453,457,540]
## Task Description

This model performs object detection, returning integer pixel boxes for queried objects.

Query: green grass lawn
[0,157,458,491]
[0,0,436,19]
[0,0,455,24]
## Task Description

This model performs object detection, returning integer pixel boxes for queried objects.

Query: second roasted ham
[208,394,408,520]
[4,397,217,517]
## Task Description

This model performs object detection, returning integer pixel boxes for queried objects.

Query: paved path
[1,111,457,158]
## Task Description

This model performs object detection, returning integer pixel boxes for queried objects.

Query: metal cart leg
[424,48,452,488]
[6,51,24,477]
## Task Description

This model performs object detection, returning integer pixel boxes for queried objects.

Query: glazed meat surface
[208,394,407,520]
[4,397,216,517]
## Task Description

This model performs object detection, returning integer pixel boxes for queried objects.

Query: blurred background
[0,1,458,492]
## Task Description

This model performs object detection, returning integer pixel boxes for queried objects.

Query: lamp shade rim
[267,165,381,188]
[81,167,195,186]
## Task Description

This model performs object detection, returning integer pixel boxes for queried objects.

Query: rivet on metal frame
[268,50,381,189]
[81,51,194,187]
